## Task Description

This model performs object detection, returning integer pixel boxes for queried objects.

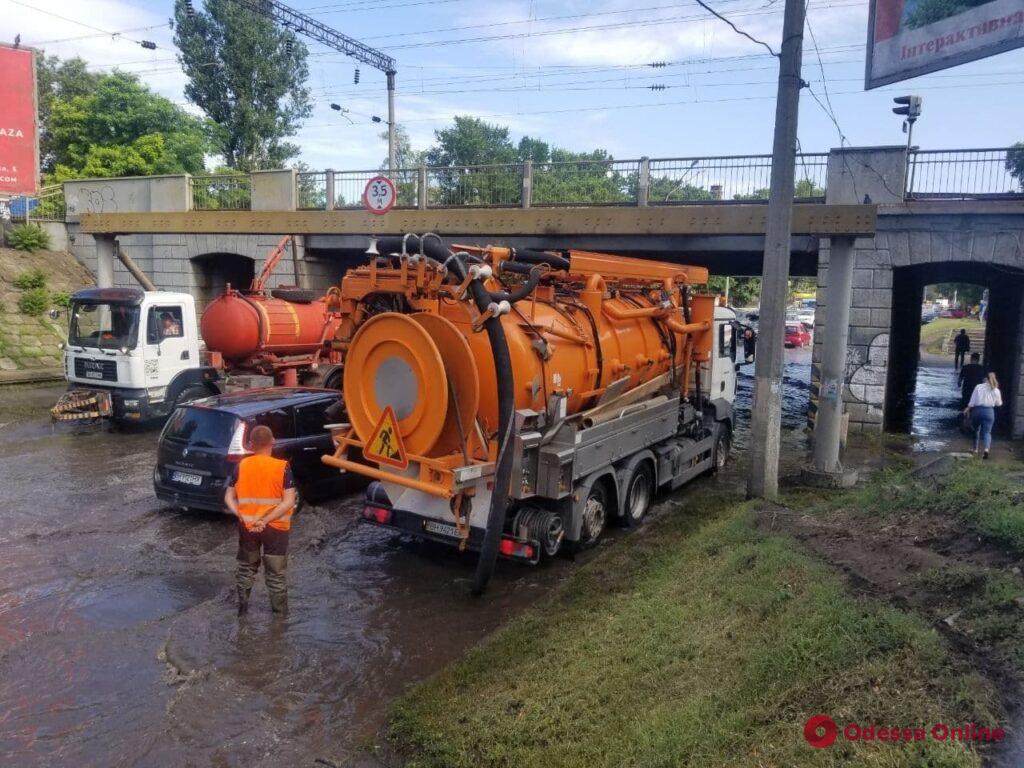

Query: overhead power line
[692,0,779,57]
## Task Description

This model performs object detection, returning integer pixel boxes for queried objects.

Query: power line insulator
[649,61,667,68]
[184,0,195,19]
[140,40,157,50]
[649,83,666,91]
[354,67,360,84]
[286,38,294,55]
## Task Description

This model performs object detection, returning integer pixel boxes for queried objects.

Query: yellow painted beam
[79,204,876,237]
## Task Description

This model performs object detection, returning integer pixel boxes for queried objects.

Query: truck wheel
[175,385,211,408]
[713,427,732,472]
[270,288,316,303]
[621,462,653,528]
[578,482,608,549]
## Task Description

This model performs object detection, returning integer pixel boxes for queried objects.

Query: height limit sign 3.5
[363,175,396,215]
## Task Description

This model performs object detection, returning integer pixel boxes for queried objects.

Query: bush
[13,268,48,290]
[18,287,50,316]
[7,224,51,252]
[51,290,72,309]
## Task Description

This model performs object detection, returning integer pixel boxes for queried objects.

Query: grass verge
[919,318,983,356]
[388,488,998,768]
[828,458,1024,556]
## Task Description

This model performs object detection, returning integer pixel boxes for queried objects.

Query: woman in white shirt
[965,372,1002,459]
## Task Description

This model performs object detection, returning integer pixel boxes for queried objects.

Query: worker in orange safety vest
[224,425,297,616]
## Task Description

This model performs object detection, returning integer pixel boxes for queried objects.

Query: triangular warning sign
[363,405,409,470]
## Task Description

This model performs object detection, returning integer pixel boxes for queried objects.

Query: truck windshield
[162,407,238,449]
[69,302,140,350]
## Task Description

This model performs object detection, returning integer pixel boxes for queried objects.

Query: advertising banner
[866,0,1024,89]
[0,44,39,196]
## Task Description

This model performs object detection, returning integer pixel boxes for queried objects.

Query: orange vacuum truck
[321,234,754,594]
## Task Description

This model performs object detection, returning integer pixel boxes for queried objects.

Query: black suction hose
[489,265,543,303]
[510,248,570,271]
[375,234,515,595]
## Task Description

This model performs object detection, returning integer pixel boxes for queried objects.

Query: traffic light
[892,95,922,120]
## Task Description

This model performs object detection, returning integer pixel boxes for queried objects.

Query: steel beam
[79,204,876,237]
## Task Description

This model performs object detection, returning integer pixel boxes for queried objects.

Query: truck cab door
[144,304,193,390]
[710,319,738,403]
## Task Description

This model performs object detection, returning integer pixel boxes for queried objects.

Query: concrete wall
[63,174,313,296]
[813,147,1024,436]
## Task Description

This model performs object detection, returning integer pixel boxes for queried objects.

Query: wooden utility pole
[747,0,806,499]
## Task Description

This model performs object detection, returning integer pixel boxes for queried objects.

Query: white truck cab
[54,287,220,424]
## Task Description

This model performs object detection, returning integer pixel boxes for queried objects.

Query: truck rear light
[499,537,535,561]
[363,505,392,524]
[226,420,249,462]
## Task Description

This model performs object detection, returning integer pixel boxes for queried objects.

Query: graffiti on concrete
[80,186,118,214]
[847,333,889,419]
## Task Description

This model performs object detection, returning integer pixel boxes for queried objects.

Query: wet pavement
[0,349,816,768]
[0,385,575,768]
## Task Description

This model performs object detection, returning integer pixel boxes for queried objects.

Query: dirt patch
[757,487,1024,766]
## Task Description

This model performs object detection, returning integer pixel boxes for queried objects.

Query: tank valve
[469,264,493,280]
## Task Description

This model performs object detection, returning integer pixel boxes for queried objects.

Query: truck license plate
[171,471,202,486]
[85,371,103,379]
[423,520,459,539]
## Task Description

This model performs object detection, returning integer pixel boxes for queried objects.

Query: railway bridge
[27,145,1024,437]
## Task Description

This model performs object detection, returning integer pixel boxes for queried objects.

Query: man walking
[958,352,986,409]
[953,328,970,370]
[224,425,296,616]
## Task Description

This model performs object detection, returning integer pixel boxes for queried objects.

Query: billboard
[0,44,39,196]
[866,0,1024,88]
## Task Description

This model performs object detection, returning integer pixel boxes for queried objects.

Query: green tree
[1006,143,1024,191]
[35,55,101,174]
[709,276,762,307]
[381,125,425,206]
[173,0,312,170]
[423,117,520,205]
[43,70,210,180]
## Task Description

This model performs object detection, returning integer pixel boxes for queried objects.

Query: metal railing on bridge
[297,153,829,210]
[906,148,1024,200]
[3,185,66,223]
[190,173,252,210]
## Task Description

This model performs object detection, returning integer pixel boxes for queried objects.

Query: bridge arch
[190,253,255,312]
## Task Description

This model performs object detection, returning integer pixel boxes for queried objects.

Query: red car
[785,322,811,348]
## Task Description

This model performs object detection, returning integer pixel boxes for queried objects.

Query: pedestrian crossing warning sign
[364,405,408,469]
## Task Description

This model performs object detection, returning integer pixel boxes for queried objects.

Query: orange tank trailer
[201,289,343,385]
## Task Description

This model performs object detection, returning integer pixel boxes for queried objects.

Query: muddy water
[0,359,815,768]
[0,385,574,767]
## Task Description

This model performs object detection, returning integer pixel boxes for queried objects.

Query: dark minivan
[154,388,347,513]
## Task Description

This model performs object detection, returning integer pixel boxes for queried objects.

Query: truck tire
[621,461,654,528]
[713,425,732,472]
[174,385,213,408]
[578,482,608,549]
[270,288,317,303]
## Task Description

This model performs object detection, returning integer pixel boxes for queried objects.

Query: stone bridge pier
[813,148,1024,438]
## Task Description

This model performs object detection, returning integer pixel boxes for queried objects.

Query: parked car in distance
[154,387,354,513]
[940,307,968,319]
[784,322,812,348]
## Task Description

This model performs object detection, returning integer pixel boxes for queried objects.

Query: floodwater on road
[0,356,816,768]
[0,385,574,768]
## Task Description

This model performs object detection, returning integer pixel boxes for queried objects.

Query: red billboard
[866,0,1024,88]
[0,44,39,196]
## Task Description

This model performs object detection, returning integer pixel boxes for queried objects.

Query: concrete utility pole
[386,71,397,175]
[811,236,855,474]
[747,0,806,500]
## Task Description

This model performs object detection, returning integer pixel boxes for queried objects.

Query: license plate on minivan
[171,471,202,486]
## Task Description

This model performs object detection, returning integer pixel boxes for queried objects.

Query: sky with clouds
[6,0,1024,171]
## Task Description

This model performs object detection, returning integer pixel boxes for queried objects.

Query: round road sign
[363,175,396,215]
